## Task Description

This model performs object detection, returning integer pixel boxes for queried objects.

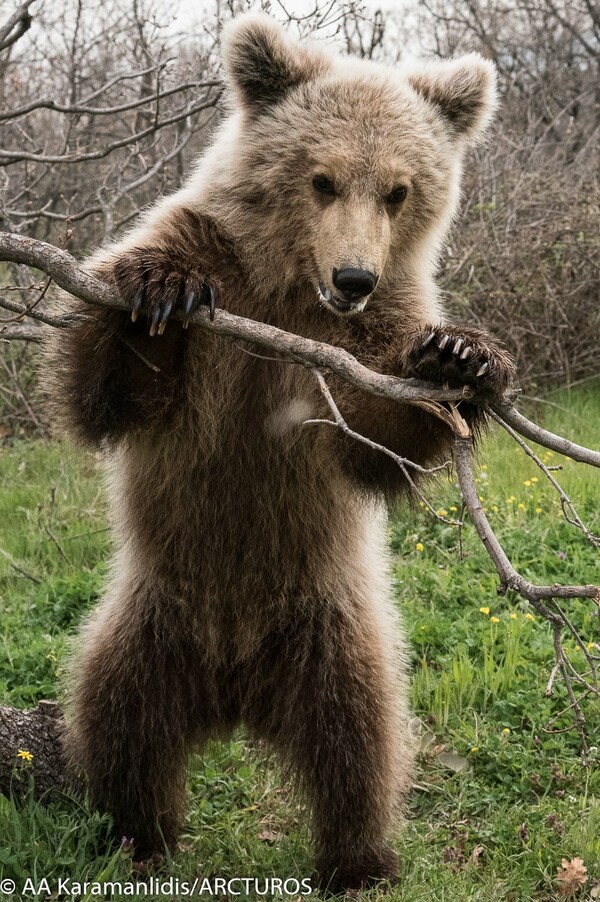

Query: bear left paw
[403,324,515,399]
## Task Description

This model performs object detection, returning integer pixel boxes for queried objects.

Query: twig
[304,369,460,524]
[489,409,600,547]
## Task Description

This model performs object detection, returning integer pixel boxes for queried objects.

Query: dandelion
[492,505,499,513]
[415,542,424,552]
[525,613,535,622]
[480,606,490,615]
[17,749,33,762]
[517,502,526,510]
[490,616,500,623]
[587,642,595,651]
[523,480,532,487]
[531,476,538,483]
[507,496,516,504]
[535,507,542,514]
[479,495,485,502]
[437,509,448,517]
[449,506,458,513]
[502,728,511,735]
[510,612,518,620]
[470,746,479,753]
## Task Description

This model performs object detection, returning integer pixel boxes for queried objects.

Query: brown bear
[45,13,514,894]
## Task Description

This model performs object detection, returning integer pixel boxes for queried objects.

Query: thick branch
[0,233,473,407]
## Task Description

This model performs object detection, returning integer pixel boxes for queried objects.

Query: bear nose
[332,267,378,301]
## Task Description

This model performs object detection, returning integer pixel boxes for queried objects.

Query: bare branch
[0,0,34,53]
[0,80,221,123]
[0,95,221,166]
[491,401,600,468]
[453,433,599,604]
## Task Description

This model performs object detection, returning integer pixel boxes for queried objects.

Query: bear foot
[404,323,515,399]
[112,249,218,335]
[315,845,399,896]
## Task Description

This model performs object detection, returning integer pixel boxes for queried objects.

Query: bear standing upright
[46,14,514,893]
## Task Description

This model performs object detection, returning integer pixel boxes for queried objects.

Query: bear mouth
[317,282,369,316]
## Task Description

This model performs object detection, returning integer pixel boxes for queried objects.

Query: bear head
[215,14,497,317]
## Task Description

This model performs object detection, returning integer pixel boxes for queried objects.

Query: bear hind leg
[64,584,208,859]
[245,600,413,894]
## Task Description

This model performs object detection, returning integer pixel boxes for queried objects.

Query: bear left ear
[408,54,498,142]
[222,14,330,113]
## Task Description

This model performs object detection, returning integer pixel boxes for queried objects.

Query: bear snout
[332,266,378,301]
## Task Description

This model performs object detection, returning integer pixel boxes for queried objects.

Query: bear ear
[408,54,498,142]
[222,13,330,113]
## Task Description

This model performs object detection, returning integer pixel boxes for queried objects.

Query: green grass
[0,387,599,901]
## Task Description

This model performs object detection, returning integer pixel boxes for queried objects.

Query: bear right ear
[222,14,330,113]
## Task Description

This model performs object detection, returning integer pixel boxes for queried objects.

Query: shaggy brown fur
[44,14,514,894]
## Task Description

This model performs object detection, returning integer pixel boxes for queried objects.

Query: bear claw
[130,290,143,323]
[206,283,217,322]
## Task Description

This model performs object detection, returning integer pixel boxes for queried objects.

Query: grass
[0,386,599,901]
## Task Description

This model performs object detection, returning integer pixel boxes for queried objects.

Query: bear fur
[45,14,514,893]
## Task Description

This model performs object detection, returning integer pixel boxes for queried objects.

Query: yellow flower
[17,749,33,762]
[510,612,518,620]
[531,476,538,483]
[437,509,448,517]
[535,507,542,514]
[525,613,535,622]
[480,606,490,615]
[517,503,526,510]
[587,642,594,651]
[481,465,488,471]
[415,542,424,552]
[479,495,485,502]
[449,506,458,513]
[470,746,479,753]
[492,505,499,513]
[490,616,500,623]
[502,728,511,735]
[523,480,532,487]
[507,496,515,504]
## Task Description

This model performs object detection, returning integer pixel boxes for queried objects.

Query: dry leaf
[469,845,484,866]
[258,829,278,843]
[438,750,470,773]
[556,857,588,896]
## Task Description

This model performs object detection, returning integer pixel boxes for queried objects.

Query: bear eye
[386,186,408,205]
[312,175,337,196]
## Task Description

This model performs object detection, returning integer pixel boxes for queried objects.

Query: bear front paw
[111,249,218,336]
[404,324,515,398]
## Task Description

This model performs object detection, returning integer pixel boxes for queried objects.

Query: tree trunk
[0,701,79,800]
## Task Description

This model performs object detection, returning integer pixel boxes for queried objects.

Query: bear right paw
[111,249,218,336]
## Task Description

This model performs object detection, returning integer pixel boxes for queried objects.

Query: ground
[0,386,599,902]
